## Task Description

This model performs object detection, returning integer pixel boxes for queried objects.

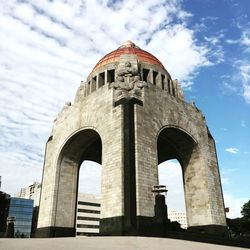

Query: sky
[0,0,249,219]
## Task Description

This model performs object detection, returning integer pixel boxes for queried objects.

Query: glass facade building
[8,197,33,237]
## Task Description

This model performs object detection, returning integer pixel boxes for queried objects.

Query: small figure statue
[110,61,147,98]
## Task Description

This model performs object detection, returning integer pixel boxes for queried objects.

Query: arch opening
[77,161,101,236]
[54,129,102,236]
[158,160,187,230]
[157,127,196,168]
[60,129,102,166]
[157,127,198,230]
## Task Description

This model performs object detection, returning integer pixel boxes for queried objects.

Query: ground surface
[0,237,247,250]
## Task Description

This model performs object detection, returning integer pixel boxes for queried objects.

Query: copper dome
[92,41,165,72]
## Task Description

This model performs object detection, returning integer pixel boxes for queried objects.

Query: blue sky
[0,0,249,219]
[183,0,250,215]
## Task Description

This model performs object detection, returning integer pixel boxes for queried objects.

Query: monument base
[100,216,124,236]
[35,226,75,238]
[188,225,228,237]
[100,216,167,236]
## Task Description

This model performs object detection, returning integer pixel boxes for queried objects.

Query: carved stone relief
[110,61,148,99]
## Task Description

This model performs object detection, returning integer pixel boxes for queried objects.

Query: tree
[241,200,250,220]
[227,200,250,237]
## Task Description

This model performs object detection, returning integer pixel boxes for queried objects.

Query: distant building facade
[15,183,41,237]
[15,182,41,207]
[168,211,187,229]
[8,198,34,237]
[76,193,100,236]
[15,182,101,236]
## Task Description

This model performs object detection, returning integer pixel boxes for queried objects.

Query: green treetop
[241,200,250,220]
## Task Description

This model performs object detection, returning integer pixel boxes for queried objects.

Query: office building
[15,182,41,207]
[15,182,101,236]
[7,197,34,237]
[168,211,187,229]
[76,193,100,236]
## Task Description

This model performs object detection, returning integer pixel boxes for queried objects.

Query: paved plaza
[0,237,246,250]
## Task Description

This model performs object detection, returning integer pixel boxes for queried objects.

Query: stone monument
[36,41,227,237]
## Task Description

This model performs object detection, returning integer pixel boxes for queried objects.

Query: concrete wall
[37,85,124,235]
[135,86,226,229]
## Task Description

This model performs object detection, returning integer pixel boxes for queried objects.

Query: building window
[161,74,165,90]
[78,201,100,207]
[172,85,176,97]
[76,224,99,229]
[107,69,115,83]
[77,209,100,214]
[98,72,105,87]
[153,71,158,85]
[92,76,97,92]
[167,79,171,93]
[142,68,150,82]
[77,216,100,221]
[87,81,91,95]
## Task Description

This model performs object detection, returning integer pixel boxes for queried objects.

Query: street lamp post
[152,185,169,236]
[5,216,16,238]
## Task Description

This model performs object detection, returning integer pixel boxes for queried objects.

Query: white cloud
[0,0,223,195]
[223,25,250,104]
[224,193,247,218]
[239,63,250,103]
[221,61,250,104]
[146,24,211,87]
[158,160,186,212]
[241,30,250,46]
[226,29,250,48]
[227,168,239,172]
[0,154,42,196]
[225,148,239,154]
[225,39,239,44]
[78,161,101,196]
[205,34,223,46]
[204,33,224,63]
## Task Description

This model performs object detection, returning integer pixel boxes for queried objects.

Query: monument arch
[156,126,213,231]
[38,128,102,237]
[157,125,198,166]
[37,41,227,237]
